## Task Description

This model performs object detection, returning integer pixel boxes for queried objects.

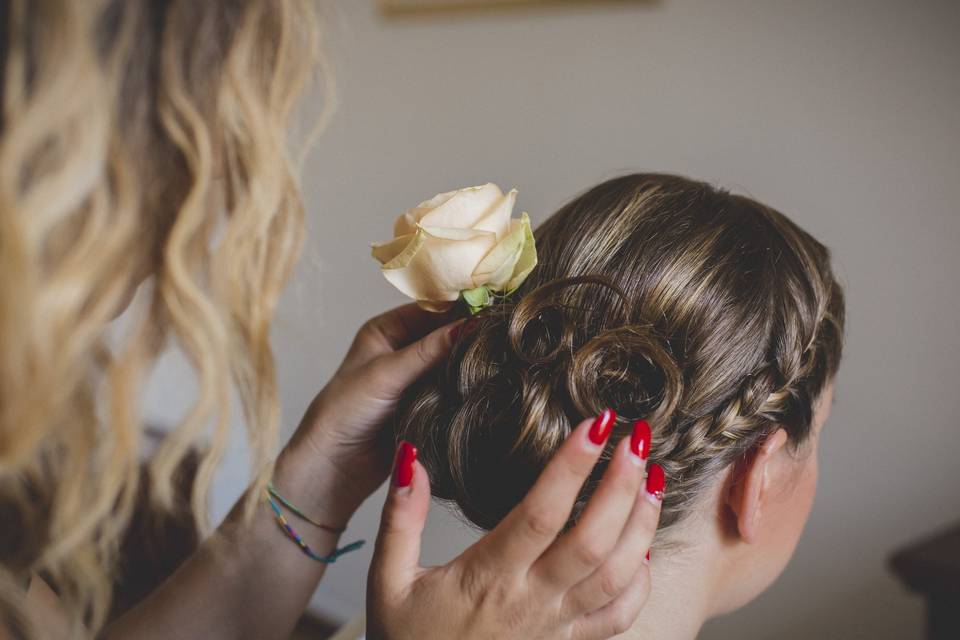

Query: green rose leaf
[461,285,493,315]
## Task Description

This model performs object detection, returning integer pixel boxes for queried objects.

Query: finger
[368,442,431,598]
[561,458,661,616]
[346,303,459,364]
[570,570,649,640]
[531,425,646,590]
[363,319,463,398]
[478,410,616,571]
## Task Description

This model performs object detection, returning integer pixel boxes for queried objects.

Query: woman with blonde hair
[0,1,660,638]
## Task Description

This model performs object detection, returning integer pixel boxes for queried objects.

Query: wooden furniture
[890,522,960,640]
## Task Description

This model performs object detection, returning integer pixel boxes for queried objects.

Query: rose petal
[371,233,417,265]
[506,212,538,292]
[416,226,492,241]
[415,184,503,231]
[381,225,497,302]
[377,230,426,270]
[472,214,527,291]
[473,188,517,240]
[393,189,460,237]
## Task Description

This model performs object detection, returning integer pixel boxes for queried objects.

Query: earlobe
[726,428,789,544]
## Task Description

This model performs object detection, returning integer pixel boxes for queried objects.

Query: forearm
[104,304,453,639]
[105,444,365,640]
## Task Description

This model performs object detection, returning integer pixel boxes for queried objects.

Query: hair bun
[393,173,844,536]
[568,324,682,426]
[393,276,682,531]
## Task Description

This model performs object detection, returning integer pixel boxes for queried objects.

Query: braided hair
[392,174,845,538]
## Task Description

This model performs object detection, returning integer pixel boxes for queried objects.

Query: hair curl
[0,0,325,635]
[394,174,845,538]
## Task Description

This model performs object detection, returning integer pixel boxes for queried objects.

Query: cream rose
[371,183,537,312]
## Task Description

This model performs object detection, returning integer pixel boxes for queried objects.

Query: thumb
[371,320,467,397]
[369,441,431,597]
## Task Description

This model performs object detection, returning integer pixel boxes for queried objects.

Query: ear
[725,428,789,544]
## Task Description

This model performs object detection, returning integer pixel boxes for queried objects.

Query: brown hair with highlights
[394,174,845,537]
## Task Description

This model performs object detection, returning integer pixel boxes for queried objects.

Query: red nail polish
[631,419,651,459]
[588,409,616,445]
[394,441,417,488]
[646,463,665,500]
[645,550,651,562]
[450,319,476,341]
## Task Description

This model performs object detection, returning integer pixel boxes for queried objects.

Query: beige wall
[145,0,960,637]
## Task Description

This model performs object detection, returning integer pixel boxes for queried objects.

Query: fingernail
[645,463,665,502]
[644,550,651,564]
[630,419,651,460]
[588,409,616,445]
[393,441,417,489]
[449,319,476,341]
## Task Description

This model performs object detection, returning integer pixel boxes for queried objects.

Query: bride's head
[393,173,844,619]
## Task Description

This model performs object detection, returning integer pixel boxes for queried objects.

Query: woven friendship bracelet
[267,482,347,534]
[265,493,364,563]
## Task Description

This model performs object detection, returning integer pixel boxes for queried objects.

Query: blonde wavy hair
[0,0,326,635]
[395,174,845,537]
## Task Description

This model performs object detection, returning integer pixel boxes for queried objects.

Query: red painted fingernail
[631,419,651,460]
[394,441,417,488]
[588,409,616,445]
[449,319,476,341]
[646,463,665,500]
[645,550,651,563]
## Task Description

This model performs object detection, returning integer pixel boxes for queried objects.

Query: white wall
[146,0,960,637]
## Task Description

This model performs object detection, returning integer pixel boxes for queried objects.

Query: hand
[368,414,662,640]
[278,304,461,524]
[104,306,463,640]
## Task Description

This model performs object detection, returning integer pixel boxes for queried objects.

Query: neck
[620,538,721,640]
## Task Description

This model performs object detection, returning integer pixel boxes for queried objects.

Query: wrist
[272,440,368,528]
